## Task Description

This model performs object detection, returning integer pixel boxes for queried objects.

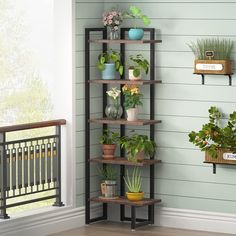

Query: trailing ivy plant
[188,107,236,158]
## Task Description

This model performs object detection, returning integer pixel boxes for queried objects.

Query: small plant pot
[128,28,144,40]
[101,180,117,198]
[102,144,116,159]
[126,108,139,121]
[128,69,141,80]
[194,60,232,75]
[135,150,145,161]
[126,191,144,201]
[205,148,236,164]
[102,63,116,79]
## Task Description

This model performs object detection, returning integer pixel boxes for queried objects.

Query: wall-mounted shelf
[88,79,162,85]
[89,39,162,44]
[194,73,233,86]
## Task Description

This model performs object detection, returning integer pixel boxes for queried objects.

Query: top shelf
[89,39,162,44]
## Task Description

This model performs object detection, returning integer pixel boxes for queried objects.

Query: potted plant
[120,134,157,162]
[188,38,234,75]
[103,9,123,40]
[105,87,123,119]
[128,54,149,80]
[123,6,151,40]
[188,107,236,164]
[124,167,144,201]
[99,129,120,159]
[122,85,143,121]
[98,166,118,198]
[97,49,124,80]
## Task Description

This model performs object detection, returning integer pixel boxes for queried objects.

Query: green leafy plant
[123,167,142,193]
[188,38,234,60]
[98,166,118,181]
[120,134,157,162]
[99,129,120,145]
[128,54,149,77]
[123,6,151,28]
[189,107,236,158]
[97,50,124,76]
[122,85,143,109]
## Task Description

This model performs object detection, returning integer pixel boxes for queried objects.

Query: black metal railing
[0,119,66,219]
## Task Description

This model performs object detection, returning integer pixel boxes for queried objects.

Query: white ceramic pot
[126,108,139,121]
[128,69,141,80]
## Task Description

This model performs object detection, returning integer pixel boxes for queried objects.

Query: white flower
[106,87,121,100]
[115,20,119,25]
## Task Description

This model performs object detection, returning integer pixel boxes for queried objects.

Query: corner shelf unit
[85,27,162,230]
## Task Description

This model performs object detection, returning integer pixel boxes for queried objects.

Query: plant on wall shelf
[188,106,236,159]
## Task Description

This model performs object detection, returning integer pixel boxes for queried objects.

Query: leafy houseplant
[120,134,157,162]
[123,6,151,40]
[99,129,120,159]
[98,166,118,198]
[189,107,236,163]
[188,38,234,75]
[123,167,144,201]
[97,50,124,79]
[128,54,149,80]
[105,87,123,119]
[122,85,143,121]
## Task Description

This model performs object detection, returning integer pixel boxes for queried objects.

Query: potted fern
[188,38,234,75]
[128,54,149,80]
[124,167,144,201]
[123,6,151,40]
[188,107,236,164]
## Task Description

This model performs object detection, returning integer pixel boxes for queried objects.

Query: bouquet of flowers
[122,85,143,109]
[103,9,123,31]
[106,87,121,104]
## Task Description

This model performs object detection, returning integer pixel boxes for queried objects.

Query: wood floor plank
[49,222,232,236]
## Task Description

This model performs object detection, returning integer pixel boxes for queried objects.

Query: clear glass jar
[105,103,123,119]
[109,29,119,40]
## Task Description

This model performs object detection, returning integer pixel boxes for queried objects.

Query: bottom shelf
[90,196,161,207]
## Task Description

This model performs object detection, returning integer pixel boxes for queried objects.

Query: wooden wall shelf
[89,39,162,44]
[88,79,162,85]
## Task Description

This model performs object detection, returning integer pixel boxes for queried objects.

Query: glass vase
[109,29,119,40]
[105,103,123,119]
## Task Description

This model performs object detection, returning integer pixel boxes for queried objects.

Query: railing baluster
[41,142,46,186]
[30,143,34,190]
[18,146,23,189]
[35,142,40,186]
[52,139,57,183]
[6,147,10,192]
[47,141,52,186]
[11,145,17,191]
[24,145,29,191]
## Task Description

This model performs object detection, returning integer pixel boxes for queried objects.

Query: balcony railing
[0,119,66,219]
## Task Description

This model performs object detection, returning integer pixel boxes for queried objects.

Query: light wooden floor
[50,221,232,236]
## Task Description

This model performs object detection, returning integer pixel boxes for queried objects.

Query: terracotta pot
[128,69,141,80]
[126,191,144,201]
[102,144,116,159]
[126,108,138,121]
[135,150,145,161]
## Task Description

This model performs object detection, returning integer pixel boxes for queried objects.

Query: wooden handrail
[0,119,66,133]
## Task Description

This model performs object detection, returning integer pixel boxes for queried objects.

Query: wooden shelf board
[89,39,162,44]
[204,161,236,165]
[89,118,161,126]
[90,196,161,207]
[89,157,161,166]
[88,79,162,85]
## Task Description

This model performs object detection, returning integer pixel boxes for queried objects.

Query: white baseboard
[0,206,85,236]
[108,205,236,234]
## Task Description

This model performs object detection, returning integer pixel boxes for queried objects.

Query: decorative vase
[101,180,117,198]
[126,108,138,121]
[102,144,116,159]
[128,28,144,40]
[102,63,115,80]
[109,29,119,40]
[105,103,123,119]
[128,69,141,80]
[126,191,144,201]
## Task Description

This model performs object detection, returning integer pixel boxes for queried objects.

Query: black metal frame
[85,27,158,230]
[197,74,232,86]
